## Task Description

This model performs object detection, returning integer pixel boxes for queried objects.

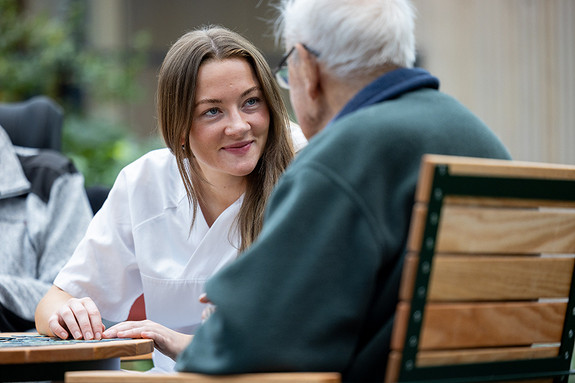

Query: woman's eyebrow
[195,86,261,107]
[196,98,222,107]
[240,86,260,98]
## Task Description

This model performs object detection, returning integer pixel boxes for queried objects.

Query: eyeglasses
[273,44,320,90]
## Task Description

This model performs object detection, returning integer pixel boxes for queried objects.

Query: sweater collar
[0,126,30,200]
[332,67,440,123]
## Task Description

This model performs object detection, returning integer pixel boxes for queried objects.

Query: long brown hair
[157,26,294,252]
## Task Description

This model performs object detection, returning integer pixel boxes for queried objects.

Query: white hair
[274,0,416,80]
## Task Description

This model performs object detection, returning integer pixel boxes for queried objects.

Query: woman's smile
[189,58,270,182]
[222,140,254,154]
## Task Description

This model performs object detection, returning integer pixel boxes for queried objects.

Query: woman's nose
[224,109,250,136]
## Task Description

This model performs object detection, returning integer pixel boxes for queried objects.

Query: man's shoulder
[327,88,490,144]
[290,86,508,177]
[344,88,469,124]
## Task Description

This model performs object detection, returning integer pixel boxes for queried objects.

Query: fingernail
[61,331,68,339]
[95,332,101,340]
[74,331,81,339]
[86,332,93,340]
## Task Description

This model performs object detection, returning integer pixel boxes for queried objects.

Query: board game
[0,333,128,348]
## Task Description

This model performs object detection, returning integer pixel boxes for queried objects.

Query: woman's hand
[103,320,193,361]
[48,296,105,340]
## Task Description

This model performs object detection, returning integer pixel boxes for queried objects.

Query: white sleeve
[54,169,143,322]
[289,121,308,153]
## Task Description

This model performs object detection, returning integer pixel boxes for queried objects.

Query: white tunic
[54,148,242,372]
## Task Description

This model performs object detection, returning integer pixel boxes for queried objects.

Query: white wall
[413,0,575,165]
[27,0,575,165]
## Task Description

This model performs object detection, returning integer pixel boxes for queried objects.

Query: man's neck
[321,64,400,125]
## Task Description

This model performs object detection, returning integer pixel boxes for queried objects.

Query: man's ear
[295,43,321,100]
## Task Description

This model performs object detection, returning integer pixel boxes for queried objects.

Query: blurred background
[1,0,573,187]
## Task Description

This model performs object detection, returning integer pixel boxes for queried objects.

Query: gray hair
[274,0,416,80]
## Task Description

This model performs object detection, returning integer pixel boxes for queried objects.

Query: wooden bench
[66,154,575,383]
[385,154,575,383]
[65,371,341,382]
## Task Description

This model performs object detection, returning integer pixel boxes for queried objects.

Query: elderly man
[176,0,511,381]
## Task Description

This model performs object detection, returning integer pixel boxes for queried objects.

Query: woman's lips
[222,141,253,154]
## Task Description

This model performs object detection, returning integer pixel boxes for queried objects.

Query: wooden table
[0,333,154,382]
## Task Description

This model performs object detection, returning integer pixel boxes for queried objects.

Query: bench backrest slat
[386,155,575,383]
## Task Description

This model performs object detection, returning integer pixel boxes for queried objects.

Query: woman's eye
[204,107,219,116]
[245,97,259,107]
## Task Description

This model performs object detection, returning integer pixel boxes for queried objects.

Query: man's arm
[176,165,384,373]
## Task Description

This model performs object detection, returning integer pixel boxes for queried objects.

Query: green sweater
[177,83,511,382]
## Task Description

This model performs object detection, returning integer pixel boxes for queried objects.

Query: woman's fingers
[104,320,146,338]
[84,299,104,340]
[59,303,84,339]
[103,320,191,361]
[201,305,216,322]
[55,297,103,340]
[199,293,216,322]
[48,313,69,339]
[198,293,211,304]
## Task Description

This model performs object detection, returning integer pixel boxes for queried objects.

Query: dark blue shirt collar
[332,67,440,123]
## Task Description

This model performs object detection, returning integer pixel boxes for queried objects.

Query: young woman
[35,26,299,372]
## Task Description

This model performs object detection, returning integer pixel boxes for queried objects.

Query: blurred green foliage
[0,0,162,186]
[63,117,163,187]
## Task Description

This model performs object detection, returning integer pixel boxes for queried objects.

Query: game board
[0,333,128,348]
[0,333,154,382]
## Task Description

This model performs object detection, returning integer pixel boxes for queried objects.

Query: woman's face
[189,58,270,185]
